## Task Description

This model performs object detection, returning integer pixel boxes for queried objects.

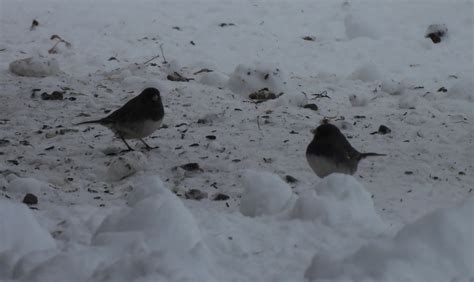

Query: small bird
[306,123,385,178]
[77,87,164,151]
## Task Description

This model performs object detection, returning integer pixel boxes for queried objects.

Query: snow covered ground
[0,0,473,281]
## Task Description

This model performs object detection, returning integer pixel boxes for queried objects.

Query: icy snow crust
[0,0,473,281]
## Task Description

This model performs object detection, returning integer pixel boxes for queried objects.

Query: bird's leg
[140,139,158,150]
[119,135,135,152]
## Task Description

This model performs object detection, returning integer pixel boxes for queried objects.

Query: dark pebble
[285,175,298,183]
[425,24,447,44]
[7,160,19,165]
[179,163,201,171]
[41,91,64,100]
[213,193,230,201]
[378,125,391,134]
[23,193,38,205]
[303,103,318,111]
[0,139,11,147]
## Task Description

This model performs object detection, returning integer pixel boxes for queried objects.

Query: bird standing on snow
[306,123,385,178]
[77,87,164,151]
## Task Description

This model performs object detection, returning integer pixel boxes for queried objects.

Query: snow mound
[350,62,381,82]
[447,78,474,102]
[198,71,229,89]
[95,183,202,254]
[91,243,213,282]
[125,175,166,206]
[380,79,404,95]
[0,198,56,278]
[227,64,287,97]
[107,152,148,181]
[11,176,213,281]
[17,249,108,282]
[6,177,50,195]
[9,57,60,77]
[344,14,379,40]
[292,174,384,234]
[349,93,370,107]
[240,170,294,217]
[121,75,148,89]
[270,90,308,107]
[91,179,212,281]
[398,92,419,109]
[305,197,474,282]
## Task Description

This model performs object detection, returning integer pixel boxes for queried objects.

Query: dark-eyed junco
[77,87,164,151]
[306,123,385,178]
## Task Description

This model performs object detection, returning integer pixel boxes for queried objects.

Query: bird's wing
[101,96,148,124]
[308,139,351,164]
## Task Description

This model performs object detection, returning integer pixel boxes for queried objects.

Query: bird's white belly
[115,118,163,139]
[306,154,353,178]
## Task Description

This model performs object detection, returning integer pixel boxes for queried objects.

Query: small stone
[206,135,216,140]
[179,163,201,171]
[7,160,19,165]
[285,175,298,183]
[0,139,10,147]
[371,125,391,135]
[302,36,316,41]
[23,193,38,205]
[213,193,230,201]
[248,88,281,101]
[30,19,39,30]
[378,125,391,134]
[303,103,318,111]
[41,91,64,100]
[219,23,235,27]
[425,24,448,44]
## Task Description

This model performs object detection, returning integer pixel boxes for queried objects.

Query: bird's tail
[360,152,386,159]
[75,119,103,126]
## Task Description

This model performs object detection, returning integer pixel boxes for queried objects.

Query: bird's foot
[140,139,158,151]
[145,146,159,151]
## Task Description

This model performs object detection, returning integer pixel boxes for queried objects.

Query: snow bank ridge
[305,196,474,282]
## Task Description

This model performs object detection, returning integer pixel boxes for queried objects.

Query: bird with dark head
[306,123,385,178]
[77,87,164,151]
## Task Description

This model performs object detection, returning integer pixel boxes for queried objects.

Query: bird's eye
[152,94,159,101]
